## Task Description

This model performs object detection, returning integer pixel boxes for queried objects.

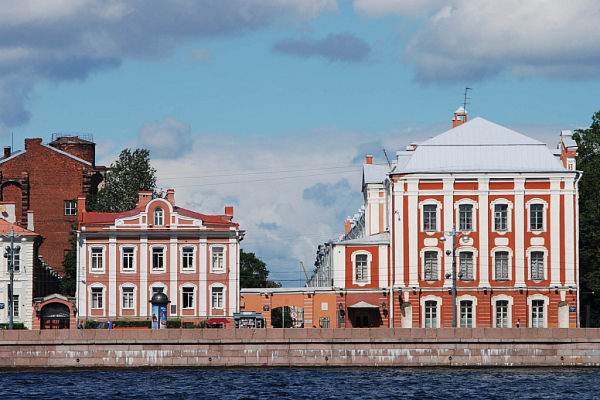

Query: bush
[166,319,181,329]
[84,320,101,329]
[0,322,28,330]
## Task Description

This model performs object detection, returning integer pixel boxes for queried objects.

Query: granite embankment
[1,328,600,368]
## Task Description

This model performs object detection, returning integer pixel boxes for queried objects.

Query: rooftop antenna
[462,87,472,111]
[383,149,392,168]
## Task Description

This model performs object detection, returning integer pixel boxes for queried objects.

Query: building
[75,190,244,325]
[245,109,579,329]
[0,135,104,275]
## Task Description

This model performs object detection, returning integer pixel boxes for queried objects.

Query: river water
[2,367,598,399]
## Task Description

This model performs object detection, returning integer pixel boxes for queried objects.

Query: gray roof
[337,232,390,245]
[363,164,389,185]
[395,117,568,174]
[561,130,578,149]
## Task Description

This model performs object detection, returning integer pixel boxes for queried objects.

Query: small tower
[453,106,468,128]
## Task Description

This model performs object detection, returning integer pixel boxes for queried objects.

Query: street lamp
[3,227,23,330]
[439,224,470,328]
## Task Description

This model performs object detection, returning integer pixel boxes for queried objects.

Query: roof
[80,205,235,226]
[455,106,467,114]
[395,117,568,174]
[363,164,389,185]
[0,219,37,235]
[561,130,578,149]
[347,301,379,309]
[338,232,390,245]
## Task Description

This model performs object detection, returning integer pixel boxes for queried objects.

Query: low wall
[1,328,600,368]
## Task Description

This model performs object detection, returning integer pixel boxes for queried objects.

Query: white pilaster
[108,236,117,317]
[479,178,490,287]
[379,244,388,287]
[407,179,419,286]
[198,238,207,316]
[170,236,178,314]
[228,241,237,316]
[564,182,576,286]
[393,181,405,287]
[443,178,454,287]
[514,178,526,287]
[550,179,562,286]
[139,237,148,316]
[332,245,346,287]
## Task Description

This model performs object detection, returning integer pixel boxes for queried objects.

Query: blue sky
[1,0,599,285]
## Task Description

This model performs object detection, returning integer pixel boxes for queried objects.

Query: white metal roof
[363,164,389,185]
[455,106,467,114]
[396,117,567,174]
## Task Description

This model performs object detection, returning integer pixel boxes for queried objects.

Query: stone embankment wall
[1,328,600,368]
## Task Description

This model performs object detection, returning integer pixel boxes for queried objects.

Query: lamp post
[2,227,23,330]
[439,224,470,328]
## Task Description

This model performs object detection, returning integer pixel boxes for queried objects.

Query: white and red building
[75,190,244,324]
[303,109,580,328]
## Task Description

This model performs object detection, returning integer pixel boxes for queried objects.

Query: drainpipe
[575,170,582,328]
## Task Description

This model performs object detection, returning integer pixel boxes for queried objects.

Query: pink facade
[76,190,243,323]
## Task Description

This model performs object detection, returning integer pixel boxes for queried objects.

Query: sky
[2,0,600,286]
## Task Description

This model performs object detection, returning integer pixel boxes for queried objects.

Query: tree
[270,306,293,328]
[59,227,78,296]
[240,250,281,288]
[573,110,600,326]
[87,148,161,213]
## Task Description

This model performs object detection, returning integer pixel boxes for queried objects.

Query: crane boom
[300,261,309,281]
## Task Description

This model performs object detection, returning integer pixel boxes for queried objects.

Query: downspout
[387,176,395,328]
[75,230,81,325]
[575,170,583,327]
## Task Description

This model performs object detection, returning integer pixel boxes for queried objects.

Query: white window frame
[154,207,164,226]
[351,250,372,286]
[210,245,226,274]
[12,294,19,318]
[180,245,196,273]
[419,199,442,233]
[421,295,442,328]
[120,284,136,311]
[180,284,197,310]
[89,284,106,311]
[456,247,478,281]
[526,246,548,282]
[149,282,168,299]
[457,294,478,328]
[89,246,106,273]
[525,198,548,234]
[454,198,478,233]
[491,247,513,282]
[12,252,20,272]
[119,245,137,273]
[492,295,514,328]
[210,284,226,310]
[420,247,441,282]
[527,294,549,328]
[150,245,166,272]
[65,200,77,216]
[490,199,513,234]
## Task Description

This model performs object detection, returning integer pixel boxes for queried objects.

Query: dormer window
[154,207,164,226]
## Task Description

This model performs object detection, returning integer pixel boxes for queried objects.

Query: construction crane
[300,261,309,281]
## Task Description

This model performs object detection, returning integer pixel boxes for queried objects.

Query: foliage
[59,226,78,296]
[240,250,281,289]
[573,110,600,326]
[0,322,28,330]
[87,148,161,213]
[270,306,293,328]
[84,320,101,329]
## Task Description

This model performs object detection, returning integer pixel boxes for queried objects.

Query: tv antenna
[462,87,472,111]
[383,149,392,168]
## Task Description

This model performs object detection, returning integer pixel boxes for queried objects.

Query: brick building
[0,135,104,275]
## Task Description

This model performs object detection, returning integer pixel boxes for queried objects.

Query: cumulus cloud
[137,116,193,159]
[272,32,371,62]
[0,0,337,127]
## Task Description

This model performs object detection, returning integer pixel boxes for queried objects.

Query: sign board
[290,311,298,319]
[0,303,4,309]
[263,305,270,311]
[569,306,576,313]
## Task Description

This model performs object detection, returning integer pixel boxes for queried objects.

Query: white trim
[149,244,167,273]
[119,283,137,314]
[489,198,513,234]
[88,283,106,316]
[456,294,478,328]
[154,207,164,226]
[119,245,137,273]
[179,283,197,312]
[419,199,443,233]
[420,247,442,282]
[491,294,514,328]
[88,245,106,274]
[421,295,442,328]
[525,198,548,234]
[491,246,513,282]
[41,143,92,165]
[209,283,227,315]
[454,198,478,233]
[149,282,168,298]
[351,250,372,286]
[209,244,227,274]
[180,245,197,273]
[527,294,549,328]
[526,246,548,282]
[456,246,478,281]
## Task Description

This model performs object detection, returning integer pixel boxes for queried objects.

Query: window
[459,252,473,280]
[530,204,544,231]
[495,251,508,280]
[182,287,194,309]
[91,288,103,309]
[12,295,19,317]
[425,300,437,328]
[182,247,194,270]
[211,287,223,309]
[460,300,473,328]
[424,251,438,281]
[211,247,224,271]
[91,248,103,271]
[319,317,330,328]
[496,300,509,328]
[65,200,76,216]
[355,254,368,282]
[531,251,544,280]
[459,204,473,231]
[423,205,437,231]
[122,287,134,309]
[152,287,164,295]
[532,300,544,328]
[12,253,20,272]
[154,207,164,226]
[122,247,134,271]
[494,204,508,231]
[152,247,164,270]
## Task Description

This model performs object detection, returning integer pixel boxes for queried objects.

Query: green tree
[60,227,77,296]
[573,110,600,326]
[240,250,281,288]
[270,306,293,328]
[87,148,161,212]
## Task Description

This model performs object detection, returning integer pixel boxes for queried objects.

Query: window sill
[181,269,196,274]
[424,279,438,284]
[120,270,136,273]
[211,269,226,274]
[530,230,545,236]
[495,279,509,283]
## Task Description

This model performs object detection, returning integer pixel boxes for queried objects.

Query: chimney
[24,138,43,151]
[3,147,10,159]
[366,155,373,165]
[453,106,468,128]
[137,191,153,209]
[165,189,175,207]
[345,219,352,234]
[77,196,86,215]
[27,211,34,232]
[223,206,234,220]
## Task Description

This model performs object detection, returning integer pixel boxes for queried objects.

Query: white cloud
[189,48,212,63]
[137,116,193,160]
[354,0,447,18]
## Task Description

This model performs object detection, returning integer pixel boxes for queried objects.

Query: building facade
[0,135,104,275]
[300,110,580,329]
[76,190,244,324]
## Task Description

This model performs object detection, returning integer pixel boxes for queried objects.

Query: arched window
[154,207,164,226]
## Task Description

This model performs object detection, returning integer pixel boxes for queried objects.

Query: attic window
[154,207,164,226]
